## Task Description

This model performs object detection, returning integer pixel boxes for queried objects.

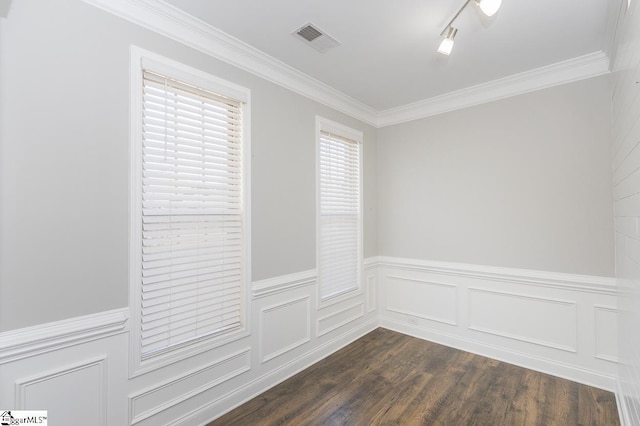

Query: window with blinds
[317,119,362,301]
[131,49,249,367]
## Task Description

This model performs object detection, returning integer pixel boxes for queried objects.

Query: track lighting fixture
[437,0,502,55]
[437,27,457,55]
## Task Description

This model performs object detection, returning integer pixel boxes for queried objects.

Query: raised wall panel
[468,289,577,352]
[594,306,618,362]
[317,302,364,337]
[15,357,107,425]
[366,273,377,313]
[385,275,457,326]
[260,296,311,363]
[377,257,617,390]
[129,348,251,424]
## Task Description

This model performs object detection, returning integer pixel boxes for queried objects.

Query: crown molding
[377,51,611,127]
[82,0,378,127]
[83,0,611,129]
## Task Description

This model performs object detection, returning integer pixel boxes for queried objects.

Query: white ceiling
[160,0,617,112]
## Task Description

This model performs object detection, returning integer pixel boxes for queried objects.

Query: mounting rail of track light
[437,0,502,56]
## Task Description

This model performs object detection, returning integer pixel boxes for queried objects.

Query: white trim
[0,308,128,364]
[365,273,377,314]
[316,302,364,337]
[81,0,378,126]
[385,275,458,326]
[129,348,251,425]
[252,269,316,299]
[376,257,619,391]
[260,296,311,363]
[377,51,611,127]
[616,380,632,426]
[81,1,610,129]
[15,356,108,424]
[315,117,364,308]
[376,256,617,295]
[170,318,379,426]
[594,305,619,363]
[467,288,578,353]
[380,319,617,391]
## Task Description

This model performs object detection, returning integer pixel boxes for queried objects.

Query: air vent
[292,23,341,53]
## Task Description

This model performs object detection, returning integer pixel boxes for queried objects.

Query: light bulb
[476,0,502,17]
[437,27,457,55]
[437,38,454,55]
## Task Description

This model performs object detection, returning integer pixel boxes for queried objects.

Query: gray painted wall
[377,76,614,277]
[0,0,616,333]
[0,0,378,331]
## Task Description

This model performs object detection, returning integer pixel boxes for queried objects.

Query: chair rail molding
[0,308,129,364]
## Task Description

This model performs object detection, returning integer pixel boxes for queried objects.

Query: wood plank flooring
[209,328,619,425]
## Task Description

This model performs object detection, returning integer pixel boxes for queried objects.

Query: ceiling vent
[292,23,340,53]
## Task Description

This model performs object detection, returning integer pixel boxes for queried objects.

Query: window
[130,47,250,373]
[317,117,363,301]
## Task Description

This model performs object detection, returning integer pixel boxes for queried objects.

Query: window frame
[129,46,251,376]
[315,116,364,308]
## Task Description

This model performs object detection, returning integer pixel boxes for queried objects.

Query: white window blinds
[318,129,361,300]
[139,69,244,357]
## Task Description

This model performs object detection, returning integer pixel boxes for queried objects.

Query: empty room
[0,0,639,424]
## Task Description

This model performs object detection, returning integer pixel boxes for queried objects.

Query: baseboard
[173,317,379,426]
[616,380,630,426]
[375,256,618,392]
[380,318,616,391]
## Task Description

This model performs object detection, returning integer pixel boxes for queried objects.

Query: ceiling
[161,0,616,112]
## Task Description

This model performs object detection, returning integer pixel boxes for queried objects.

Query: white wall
[0,0,378,331]
[377,76,614,277]
[611,0,640,423]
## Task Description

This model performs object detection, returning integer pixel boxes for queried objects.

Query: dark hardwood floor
[209,328,619,425]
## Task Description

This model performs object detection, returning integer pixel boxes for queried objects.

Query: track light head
[475,0,502,17]
[437,27,457,55]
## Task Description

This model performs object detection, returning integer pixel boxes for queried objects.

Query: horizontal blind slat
[318,129,361,300]
[139,68,244,358]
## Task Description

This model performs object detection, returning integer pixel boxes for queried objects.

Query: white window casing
[130,47,251,375]
[316,117,363,304]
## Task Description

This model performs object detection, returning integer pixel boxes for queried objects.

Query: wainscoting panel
[366,273,377,314]
[129,349,251,424]
[260,296,311,363]
[385,275,457,326]
[468,289,577,352]
[0,268,379,426]
[0,260,617,424]
[15,356,107,425]
[376,256,618,391]
[0,308,129,425]
[317,301,364,337]
[594,306,618,363]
